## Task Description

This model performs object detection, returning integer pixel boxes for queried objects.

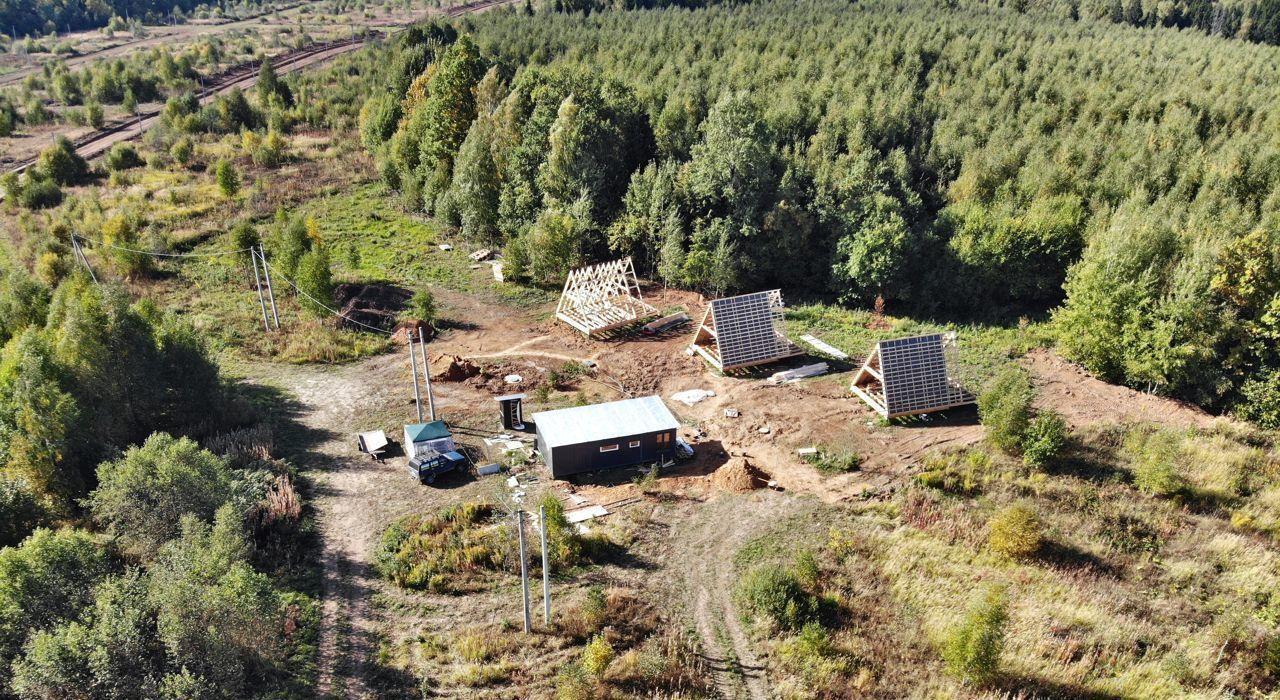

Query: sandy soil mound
[711,457,770,493]
[430,353,480,381]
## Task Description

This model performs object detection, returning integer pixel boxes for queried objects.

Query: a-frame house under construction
[690,289,803,371]
[555,257,658,336]
[850,333,975,418]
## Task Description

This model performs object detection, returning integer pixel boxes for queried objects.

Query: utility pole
[407,328,423,422]
[540,504,550,625]
[258,245,279,330]
[249,247,270,331]
[516,509,531,633]
[418,329,435,421]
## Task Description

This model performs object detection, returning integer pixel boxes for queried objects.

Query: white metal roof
[532,396,680,449]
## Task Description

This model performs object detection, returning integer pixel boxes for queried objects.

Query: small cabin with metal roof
[531,396,680,479]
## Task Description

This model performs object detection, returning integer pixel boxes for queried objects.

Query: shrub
[214,159,239,197]
[294,248,334,317]
[409,288,436,324]
[777,622,850,686]
[18,177,62,209]
[104,143,142,172]
[88,433,233,561]
[1021,410,1068,469]
[581,633,615,678]
[253,130,287,168]
[915,449,990,496]
[793,549,820,589]
[554,662,594,700]
[538,492,586,568]
[85,101,104,128]
[988,504,1042,558]
[230,221,259,251]
[804,448,862,474]
[1238,371,1280,430]
[170,137,194,166]
[941,585,1008,685]
[373,503,507,592]
[0,478,47,548]
[1124,427,1187,497]
[978,365,1035,453]
[733,563,818,631]
[35,136,89,185]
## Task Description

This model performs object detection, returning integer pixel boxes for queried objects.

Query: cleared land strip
[3,0,517,175]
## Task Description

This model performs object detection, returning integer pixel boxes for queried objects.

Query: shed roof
[532,396,680,449]
[404,420,451,443]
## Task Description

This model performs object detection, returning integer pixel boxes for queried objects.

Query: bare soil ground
[244,268,1222,697]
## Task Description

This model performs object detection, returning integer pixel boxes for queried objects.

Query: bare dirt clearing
[245,265,1222,697]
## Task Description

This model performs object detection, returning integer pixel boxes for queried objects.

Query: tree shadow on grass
[1037,539,1123,579]
[994,674,1127,700]
[1045,436,1130,485]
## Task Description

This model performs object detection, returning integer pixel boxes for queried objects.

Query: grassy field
[729,418,1280,697]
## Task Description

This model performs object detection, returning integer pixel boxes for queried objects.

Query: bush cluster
[978,365,1069,468]
[941,585,1009,685]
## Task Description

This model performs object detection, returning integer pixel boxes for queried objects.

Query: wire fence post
[407,328,423,423]
[540,504,550,625]
[249,246,270,332]
[258,245,279,330]
[516,509,532,634]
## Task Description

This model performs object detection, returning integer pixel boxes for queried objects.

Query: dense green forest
[0,0,267,38]
[0,262,317,697]
[1026,0,1280,47]
[346,0,1280,425]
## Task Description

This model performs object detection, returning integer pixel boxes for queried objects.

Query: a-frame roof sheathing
[850,332,975,418]
[555,257,658,336]
[690,289,803,371]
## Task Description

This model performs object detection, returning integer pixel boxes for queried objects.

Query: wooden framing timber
[555,257,658,336]
[690,289,804,371]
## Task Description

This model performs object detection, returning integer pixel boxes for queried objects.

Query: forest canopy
[355,0,1280,423]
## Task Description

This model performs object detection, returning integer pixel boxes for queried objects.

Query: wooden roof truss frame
[555,257,658,336]
[850,332,975,418]
[690,289,803,371]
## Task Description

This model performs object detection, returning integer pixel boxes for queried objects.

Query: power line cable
[75,234,257,258]
[72,235,395,336]
[260,258,395,336]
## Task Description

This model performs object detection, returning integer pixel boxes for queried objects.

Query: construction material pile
[711,457,770,493]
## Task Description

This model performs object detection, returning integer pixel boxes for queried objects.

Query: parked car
[408,449,467,484]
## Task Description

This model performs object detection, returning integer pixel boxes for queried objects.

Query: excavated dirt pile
[390,320,434,344]
[430,354,480,381]
[711,457,771,493]
[335,283,411,332]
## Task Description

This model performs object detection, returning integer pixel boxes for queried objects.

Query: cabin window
[599,444,619,453]
[629,440,641,448]
[656,432,671,447]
